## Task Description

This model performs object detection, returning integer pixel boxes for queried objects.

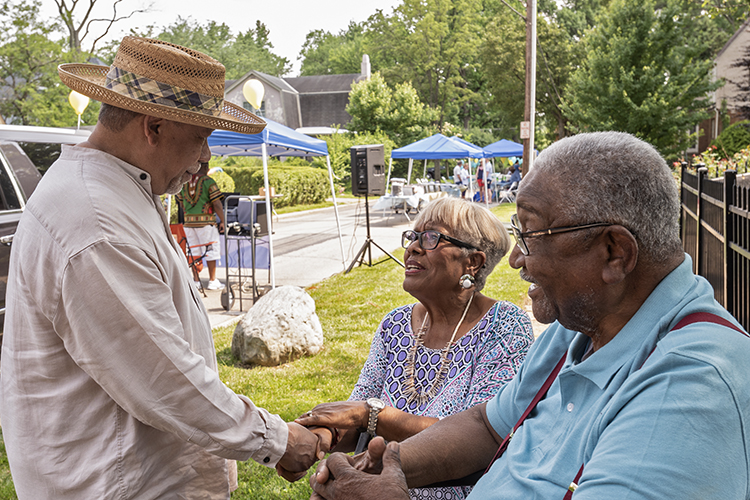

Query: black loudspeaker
[254,200,270,236]
[236,199,272,236]
[351,144,386,196]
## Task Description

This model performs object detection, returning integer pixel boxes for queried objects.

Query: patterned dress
[176,175,223,227]
[350,301,534,500]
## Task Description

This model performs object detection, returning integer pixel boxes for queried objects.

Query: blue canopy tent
[206,118,346,284]
[208,119,329,157]
[482,138,524,158]
[390,133,485,189]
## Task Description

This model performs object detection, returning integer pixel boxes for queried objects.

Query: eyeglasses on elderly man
[509,213,614,256]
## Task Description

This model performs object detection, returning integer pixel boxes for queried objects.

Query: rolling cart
[220,195,272,312]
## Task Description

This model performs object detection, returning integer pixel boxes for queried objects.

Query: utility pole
[521,0,537,176]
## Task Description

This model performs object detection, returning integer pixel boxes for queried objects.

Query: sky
[38,0,402,76]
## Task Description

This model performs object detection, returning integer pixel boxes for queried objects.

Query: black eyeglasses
[510,214,613,256]
[402,230,478,251]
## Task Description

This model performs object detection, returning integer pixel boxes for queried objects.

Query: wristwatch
[365,397,386,437]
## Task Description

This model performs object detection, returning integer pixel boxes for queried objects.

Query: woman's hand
[296,401,369,431]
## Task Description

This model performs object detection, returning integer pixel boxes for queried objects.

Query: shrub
[208,169,235,194]
[222,165,329,208]
[710,120,750,159]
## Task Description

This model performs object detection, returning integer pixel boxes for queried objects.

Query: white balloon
[242,79,265,109]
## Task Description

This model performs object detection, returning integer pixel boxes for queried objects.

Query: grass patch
[274,201,335,215]
[219,244,527,498]
[0,204,526,499]
[490,202,516,223]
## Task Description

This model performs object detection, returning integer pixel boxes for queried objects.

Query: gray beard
[164,174,189,195]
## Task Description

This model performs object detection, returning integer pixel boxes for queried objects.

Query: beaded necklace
[402,292,475,407]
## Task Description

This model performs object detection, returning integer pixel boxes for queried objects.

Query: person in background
[484,159,495,202]
[476,160,485,202]
[453,160,462,182]
[498,161,521,189]
[297,196,534,500]
[0,36,322,499]
[176,161,226,290]
[458,161,471,198]
[309,131,750,500]
[453,160,466,198]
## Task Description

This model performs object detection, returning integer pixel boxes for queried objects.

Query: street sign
[520,121,530,139]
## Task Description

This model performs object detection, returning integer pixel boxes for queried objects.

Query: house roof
[298,93,352,127]
[717,17,750,59]
[225,70,298,95]
[285,74,365,94]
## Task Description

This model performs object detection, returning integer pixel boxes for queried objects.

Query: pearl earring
[459,274,475,289]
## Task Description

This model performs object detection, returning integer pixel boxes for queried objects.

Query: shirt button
[567,403,574,412]
[263,457,270,463]
[140,173,147,180]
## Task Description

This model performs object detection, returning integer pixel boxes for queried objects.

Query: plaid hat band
[105,66,223,118]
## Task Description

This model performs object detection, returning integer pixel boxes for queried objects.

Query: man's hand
[309,439,408,500]
[276,422,324,482]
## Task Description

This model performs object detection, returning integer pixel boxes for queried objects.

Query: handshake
[275,401,410,500]
[274,401,371,482]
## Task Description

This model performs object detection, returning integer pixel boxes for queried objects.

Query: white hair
[414,197,511,291]
[533,131,682,264]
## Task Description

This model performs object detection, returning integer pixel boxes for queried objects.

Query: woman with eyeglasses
[296,196,534,500]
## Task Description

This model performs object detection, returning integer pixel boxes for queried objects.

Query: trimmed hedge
[222,165,329,208]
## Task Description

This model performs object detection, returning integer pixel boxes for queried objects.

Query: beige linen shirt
[0,146,287,499]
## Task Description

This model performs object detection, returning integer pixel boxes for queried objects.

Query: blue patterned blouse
[350,300,535,500]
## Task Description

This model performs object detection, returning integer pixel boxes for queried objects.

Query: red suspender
[671,312,748,337]
[483,312,747,497]
[563,465,585,500]
[563,312,747,497]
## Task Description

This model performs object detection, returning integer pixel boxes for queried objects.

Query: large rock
[231,286,324,366]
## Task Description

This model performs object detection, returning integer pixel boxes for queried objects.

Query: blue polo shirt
[471,256,750,499]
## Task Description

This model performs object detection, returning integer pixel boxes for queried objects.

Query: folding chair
[169,224,216,297]
[497,181,519,204]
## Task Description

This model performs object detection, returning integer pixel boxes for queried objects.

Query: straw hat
[58,36,265,135]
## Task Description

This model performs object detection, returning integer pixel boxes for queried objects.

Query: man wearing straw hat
[0,37,322,498]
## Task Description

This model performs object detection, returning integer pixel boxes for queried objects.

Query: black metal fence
[680,166,749,332]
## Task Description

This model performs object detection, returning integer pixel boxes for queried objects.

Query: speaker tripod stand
[345,193,405,273]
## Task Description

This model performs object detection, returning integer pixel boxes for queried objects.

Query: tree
[0,0,98,126]
[699,0,750,46]
[299,22,368,76]
[364,0,484,127]
[54,0,149,54]
[729,42,750,120]
[346,72,437,146]
[481,6,576,143]
[551,0,612,40]
[157,18,290,78]
[562,0,719,156]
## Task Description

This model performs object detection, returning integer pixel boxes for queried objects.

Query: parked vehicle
[0,124,91,337]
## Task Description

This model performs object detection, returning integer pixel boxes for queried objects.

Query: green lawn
[0,203,523,499]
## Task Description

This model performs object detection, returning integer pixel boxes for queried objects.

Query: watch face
[367,397,385,411]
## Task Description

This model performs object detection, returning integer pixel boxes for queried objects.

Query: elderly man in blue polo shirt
[309,131,750,500]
